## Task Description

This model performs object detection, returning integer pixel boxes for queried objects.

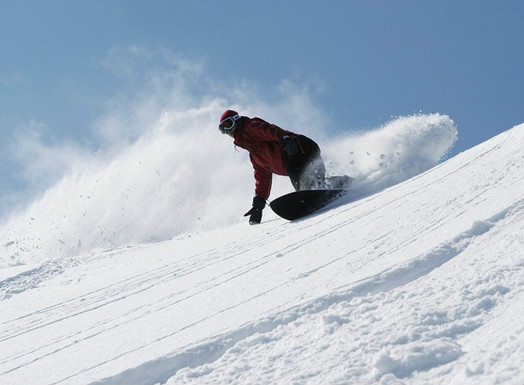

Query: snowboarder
[218,109,327,224]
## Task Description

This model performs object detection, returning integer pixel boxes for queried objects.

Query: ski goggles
[218,114,241,134]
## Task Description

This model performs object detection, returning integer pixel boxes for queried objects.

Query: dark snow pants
[282,135,326,191]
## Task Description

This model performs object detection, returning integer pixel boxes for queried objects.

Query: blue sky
[1,0,523,218]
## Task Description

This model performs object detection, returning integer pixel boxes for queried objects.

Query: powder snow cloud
[0,47,457,267]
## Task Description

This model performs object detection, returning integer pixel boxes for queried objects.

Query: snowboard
[269,189,347,221]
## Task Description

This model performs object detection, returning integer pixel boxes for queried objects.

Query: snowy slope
[1,123,523,385]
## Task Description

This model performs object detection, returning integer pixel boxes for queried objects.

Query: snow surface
[0,118,523,385]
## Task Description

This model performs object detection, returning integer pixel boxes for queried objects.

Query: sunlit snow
[0,116,522,385]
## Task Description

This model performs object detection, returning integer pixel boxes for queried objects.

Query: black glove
[244,196,266,225]
[280,135,299,155]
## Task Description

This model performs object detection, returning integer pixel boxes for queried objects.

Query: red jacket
[233,117,296,200]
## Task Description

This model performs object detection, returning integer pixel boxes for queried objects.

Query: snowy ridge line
[336,124,517,218]
[91,199,522,385]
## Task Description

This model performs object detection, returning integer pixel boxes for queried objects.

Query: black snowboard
[270,189,346,221]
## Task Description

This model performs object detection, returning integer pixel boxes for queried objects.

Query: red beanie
[220,109,239,122]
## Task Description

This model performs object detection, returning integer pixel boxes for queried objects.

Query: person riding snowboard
[218,109,327,225]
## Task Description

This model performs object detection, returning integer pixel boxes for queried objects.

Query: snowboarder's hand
[244,196,266,225]
[280,135,299,156]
